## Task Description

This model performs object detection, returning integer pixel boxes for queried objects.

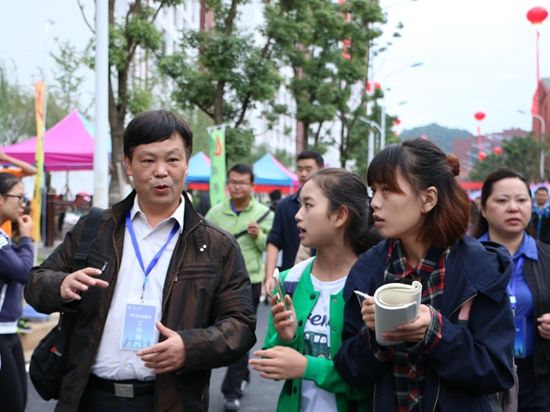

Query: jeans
[221,282,261,399]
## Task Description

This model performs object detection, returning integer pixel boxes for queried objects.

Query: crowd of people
[0,109,549,412]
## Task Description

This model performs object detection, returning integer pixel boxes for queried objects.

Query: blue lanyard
[126,212,179,299]
[507,256,524,311]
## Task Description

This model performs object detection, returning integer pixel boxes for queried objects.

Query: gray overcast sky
[1,0,548,136]
[1,1,95,99]
[377,0,549,135]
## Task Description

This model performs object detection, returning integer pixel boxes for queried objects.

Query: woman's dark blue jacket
[334,236,516,412]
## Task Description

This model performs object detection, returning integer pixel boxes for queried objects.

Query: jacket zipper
[161,219,202,315]
[449,293,478,320]
[429,293,477,412]
[431,377,440,412]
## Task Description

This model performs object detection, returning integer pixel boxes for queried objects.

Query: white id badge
[121,302,157,351]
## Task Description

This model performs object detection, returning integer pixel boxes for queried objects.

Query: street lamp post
[534,114,546,180]
[378,62,423,150]
[380,100,407,151]
[518,109,547,180]
[359,117,382,167]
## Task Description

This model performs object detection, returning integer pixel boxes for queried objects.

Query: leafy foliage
[50,39,93,115]
[0,64,68,146]
[159,0,281,165]
[104,0,185,202]
[468,135,544,182]
[0,66,35,145]
[265,0,384,157]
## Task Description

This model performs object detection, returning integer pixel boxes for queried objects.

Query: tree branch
[77,0,95,34]
[234,38,274,129]
[224,0,240,35]
[313,121,323,146]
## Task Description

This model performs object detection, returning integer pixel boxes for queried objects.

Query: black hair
[367,138,470,247]
[0,173,22,196]
[310,168,381,255]
[472,168,531,238]
[297,150,324,168]
[123,110,193,160]
[227,163,254,183]
[535,186,548,194]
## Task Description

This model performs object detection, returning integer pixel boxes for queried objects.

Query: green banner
[208,125,226,206]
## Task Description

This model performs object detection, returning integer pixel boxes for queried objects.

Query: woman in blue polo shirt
[474,168,550,412]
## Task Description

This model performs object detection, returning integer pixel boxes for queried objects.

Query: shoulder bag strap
[73,207,104,270]
[233,208,271,239]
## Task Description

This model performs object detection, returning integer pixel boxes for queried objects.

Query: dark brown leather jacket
[25,192,256,411]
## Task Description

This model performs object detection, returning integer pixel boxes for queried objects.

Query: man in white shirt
[26,110,256,411]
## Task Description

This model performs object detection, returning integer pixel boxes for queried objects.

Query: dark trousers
[0,333,27,412]
[221,282,261,399]
[517,356,550,412]
[79,375,154,412]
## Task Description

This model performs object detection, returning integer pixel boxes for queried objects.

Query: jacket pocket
[170,265,218,328]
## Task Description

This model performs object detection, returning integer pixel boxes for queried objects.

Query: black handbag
[29,207,103,400]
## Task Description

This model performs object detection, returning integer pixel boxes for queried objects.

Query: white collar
[130,195,185,233]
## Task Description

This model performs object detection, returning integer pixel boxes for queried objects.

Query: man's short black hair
[536,186,549,194]
[123,110,193,160]
[297,150,324,168]
[227,163,254,183]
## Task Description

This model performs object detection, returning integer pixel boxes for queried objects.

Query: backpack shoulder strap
[73,207,104,270]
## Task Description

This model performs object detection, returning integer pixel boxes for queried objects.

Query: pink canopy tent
[1,110,100,171]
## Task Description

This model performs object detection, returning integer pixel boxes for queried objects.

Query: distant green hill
[399,123,473,152]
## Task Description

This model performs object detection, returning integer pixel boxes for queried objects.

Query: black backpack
[29,207,103,400]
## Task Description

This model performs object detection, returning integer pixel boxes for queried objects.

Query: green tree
[185,110,214,156]
[0,65,35,145]
[265,0,384,154]
[0,64,67,146]
[103,0,188,202]
[50,39,93,115]
[159,0,281,164]
[468,135,542,182]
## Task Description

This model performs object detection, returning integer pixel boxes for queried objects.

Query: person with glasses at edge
[264,151,324,298]
[0,152,36,237]
[0,172,34,412]
[205,163,274,411]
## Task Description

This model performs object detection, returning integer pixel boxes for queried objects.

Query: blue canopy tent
[253,153,298,194]
[187,151,211,190]
[186,152,298,194]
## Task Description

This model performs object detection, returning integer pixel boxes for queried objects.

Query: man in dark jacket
[529,186,550,243]
[25,110,256,412]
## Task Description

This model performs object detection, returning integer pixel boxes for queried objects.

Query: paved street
[25,301,282,411]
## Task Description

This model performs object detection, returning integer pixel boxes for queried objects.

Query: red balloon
[478,151,488,161]
[474,112,486,121]
[493,146,503,156]
[527,7,548,25]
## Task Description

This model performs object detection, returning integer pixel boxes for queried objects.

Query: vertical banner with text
[32,81,46,241]
[208,125,226,206]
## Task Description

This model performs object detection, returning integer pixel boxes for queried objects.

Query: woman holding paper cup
[473,168,550,411]
[334,138,515,412]
[250,168,380,412]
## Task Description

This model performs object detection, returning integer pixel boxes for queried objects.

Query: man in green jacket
[205,163,273,411]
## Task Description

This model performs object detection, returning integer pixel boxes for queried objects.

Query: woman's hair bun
[446,154,460,177]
